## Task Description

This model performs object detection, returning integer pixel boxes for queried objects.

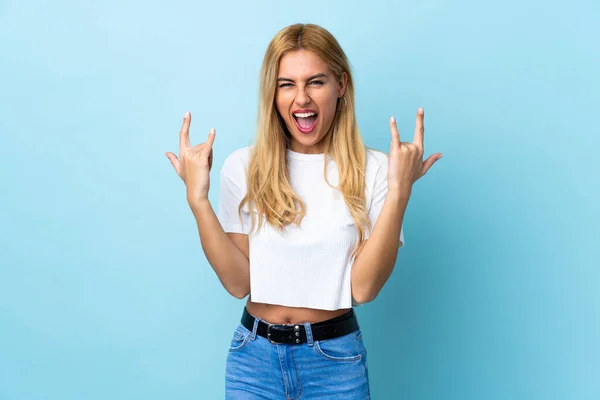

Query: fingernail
[418,108,423,114]
[184,111,190,118]
[438,154,443,160]
[390,116,395,123]
[209,128,215,135]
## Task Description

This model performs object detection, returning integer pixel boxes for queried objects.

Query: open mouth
[293,111,318,134]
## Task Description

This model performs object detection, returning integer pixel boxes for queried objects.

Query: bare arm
[351,189,409,304]
[165,112,250,299]
[351,108,442,303]
[189,199,250,299]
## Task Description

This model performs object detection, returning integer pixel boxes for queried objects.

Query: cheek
[275,91,293,115]
[316,93,338,121]
[274,96,284,116]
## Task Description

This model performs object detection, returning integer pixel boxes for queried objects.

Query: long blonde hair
[240,23,371,258]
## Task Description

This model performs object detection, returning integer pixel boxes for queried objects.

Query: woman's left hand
[387,108,442,195]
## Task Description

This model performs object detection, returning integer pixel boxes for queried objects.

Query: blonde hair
[240,23,371,258]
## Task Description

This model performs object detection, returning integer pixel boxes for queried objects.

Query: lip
[292,108,318,114]
[291,109,318,134]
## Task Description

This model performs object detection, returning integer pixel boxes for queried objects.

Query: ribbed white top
[217,146,404,310]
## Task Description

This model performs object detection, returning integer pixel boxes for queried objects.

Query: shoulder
[364,148,389,189]
[365,147,388,174]
[222,145,254,174]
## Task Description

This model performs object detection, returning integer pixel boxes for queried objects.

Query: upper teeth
[294,112,316,118]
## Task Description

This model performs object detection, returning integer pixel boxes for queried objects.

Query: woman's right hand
[165,112,216,204]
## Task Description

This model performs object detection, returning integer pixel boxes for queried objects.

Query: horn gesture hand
[165,112,216,203]
[387,108,442,195]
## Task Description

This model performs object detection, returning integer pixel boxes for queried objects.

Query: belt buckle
[267,324,301,344]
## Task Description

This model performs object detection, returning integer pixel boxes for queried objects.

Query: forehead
[278,49,331,78]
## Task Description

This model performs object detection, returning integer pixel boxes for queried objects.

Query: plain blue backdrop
[1,0,598,399]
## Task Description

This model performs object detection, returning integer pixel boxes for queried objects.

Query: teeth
[294,112,316,118]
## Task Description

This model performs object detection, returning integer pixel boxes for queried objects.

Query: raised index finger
[179,111,191,155]
[413,108,424,149]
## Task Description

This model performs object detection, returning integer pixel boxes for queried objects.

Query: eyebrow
[277,73,328,82]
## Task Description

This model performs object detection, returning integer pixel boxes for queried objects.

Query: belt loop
[303,322,314,346]
[251,317,260,340]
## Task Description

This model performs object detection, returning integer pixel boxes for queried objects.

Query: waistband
[241,307,359,345]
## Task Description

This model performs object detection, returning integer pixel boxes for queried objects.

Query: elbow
[220,273,250,299]
[228,285,250,299]
[232,290,249,300]
[352,287,379,305]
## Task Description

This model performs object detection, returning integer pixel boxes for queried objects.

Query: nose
[294,87,311,106]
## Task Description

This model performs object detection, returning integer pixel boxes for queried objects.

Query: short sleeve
[217,150,252,235]
[365,152,405,248]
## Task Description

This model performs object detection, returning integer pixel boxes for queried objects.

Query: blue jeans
[225,312,371,399]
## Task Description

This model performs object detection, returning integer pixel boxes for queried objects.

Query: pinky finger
[390,116,401,147]
[206,128,216,148]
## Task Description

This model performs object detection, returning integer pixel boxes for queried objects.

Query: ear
[338,71,348,97]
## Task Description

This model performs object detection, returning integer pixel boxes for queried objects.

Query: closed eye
[278,80,325,88]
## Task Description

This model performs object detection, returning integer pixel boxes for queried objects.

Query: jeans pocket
[229,324,252,352]
[314,331,364,362]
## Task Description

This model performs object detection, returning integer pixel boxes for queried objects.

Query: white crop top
[217,146,404,310]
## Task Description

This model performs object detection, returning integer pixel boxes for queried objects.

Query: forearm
[188,198,250,298]
[351,188,410,303]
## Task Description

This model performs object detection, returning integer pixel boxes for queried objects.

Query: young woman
[166,23,441,399]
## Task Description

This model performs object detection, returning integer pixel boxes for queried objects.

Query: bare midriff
[245,297,351,325]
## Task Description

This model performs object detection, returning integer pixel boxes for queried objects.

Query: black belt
[241,307,359,345]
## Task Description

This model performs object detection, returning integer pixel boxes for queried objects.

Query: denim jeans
[225,313,371,399]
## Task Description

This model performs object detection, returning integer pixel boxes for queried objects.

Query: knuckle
[185,149,196,160]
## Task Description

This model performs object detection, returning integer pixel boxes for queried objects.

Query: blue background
[1,0,598,399]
